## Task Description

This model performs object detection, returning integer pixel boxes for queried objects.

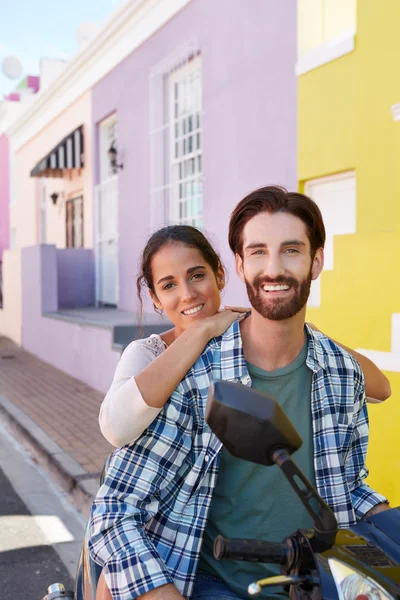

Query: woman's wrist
[188,319,214,343]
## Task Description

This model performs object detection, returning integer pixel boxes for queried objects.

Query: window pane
[169,60,202,227]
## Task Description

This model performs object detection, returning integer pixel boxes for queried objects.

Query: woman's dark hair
[137,225,225,320]
[229,185,326,258]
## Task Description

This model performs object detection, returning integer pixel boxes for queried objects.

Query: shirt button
[204,454,209,462]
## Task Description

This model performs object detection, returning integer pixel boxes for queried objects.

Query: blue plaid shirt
[88,322,387,599]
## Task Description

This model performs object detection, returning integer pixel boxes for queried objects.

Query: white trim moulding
[391,103,400,121]
[296,27,356,76]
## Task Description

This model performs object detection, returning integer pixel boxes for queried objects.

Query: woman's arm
[135,309,248,410]
[308,324,391,403]
[100,309,248,446]
[334,343,391,403]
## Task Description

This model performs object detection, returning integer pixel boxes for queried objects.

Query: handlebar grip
[214,535,285,563]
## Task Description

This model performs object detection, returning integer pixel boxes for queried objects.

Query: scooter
[205,380,400,599]
[43,380,400,600]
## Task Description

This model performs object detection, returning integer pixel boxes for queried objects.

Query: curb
[0,393,100,517]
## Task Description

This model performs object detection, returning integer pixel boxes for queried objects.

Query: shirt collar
[217,320,251,384]
[214,320,328,377]
[304,324,328,372]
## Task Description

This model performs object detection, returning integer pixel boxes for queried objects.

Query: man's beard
[245,269,313,321]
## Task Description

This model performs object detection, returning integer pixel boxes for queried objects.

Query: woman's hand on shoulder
[196,306,251,340]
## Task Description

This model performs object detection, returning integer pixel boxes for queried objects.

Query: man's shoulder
[307,327,362,377]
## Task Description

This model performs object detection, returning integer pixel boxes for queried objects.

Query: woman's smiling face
[150,242,224,336]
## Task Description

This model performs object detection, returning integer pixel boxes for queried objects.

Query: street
[0,422,85,599]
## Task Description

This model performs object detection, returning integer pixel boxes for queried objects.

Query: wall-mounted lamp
[108,142,123,172]
[50,192,59,205]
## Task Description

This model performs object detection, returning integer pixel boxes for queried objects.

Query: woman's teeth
[182,304,204,315]
[262,284,290,292]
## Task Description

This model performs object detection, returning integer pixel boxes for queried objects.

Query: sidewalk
[0,336,113,516]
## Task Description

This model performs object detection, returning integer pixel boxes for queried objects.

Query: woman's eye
[163,282,175,290]
[191,273,205,280]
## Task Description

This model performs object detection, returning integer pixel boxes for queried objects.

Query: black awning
[30,125,84,178]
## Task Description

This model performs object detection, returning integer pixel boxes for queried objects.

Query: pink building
[0,75,40,305]
[0,133,9,265]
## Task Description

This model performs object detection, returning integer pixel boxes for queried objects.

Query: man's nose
[263,254,285,279]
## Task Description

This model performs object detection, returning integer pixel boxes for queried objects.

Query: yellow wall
[299,0,400,503]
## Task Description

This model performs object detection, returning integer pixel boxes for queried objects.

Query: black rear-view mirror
[206,380,302,465]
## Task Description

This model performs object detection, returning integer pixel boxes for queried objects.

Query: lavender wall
[21,245,120,393]
[57,248,95,308]
[92,0,297,311]
[0,134,10,261]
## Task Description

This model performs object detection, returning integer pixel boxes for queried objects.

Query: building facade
[0,0,297,392]
[298,0,400,504]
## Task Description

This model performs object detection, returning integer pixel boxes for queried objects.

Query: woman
[99,224,391,448]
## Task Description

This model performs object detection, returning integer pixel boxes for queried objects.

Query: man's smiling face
[236,211,324,321]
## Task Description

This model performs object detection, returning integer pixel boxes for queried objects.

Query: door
[95,176,118,305]
[95,114,119,306]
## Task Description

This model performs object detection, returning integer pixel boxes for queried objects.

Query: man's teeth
[183,304,203,315]
[262,284,290,292]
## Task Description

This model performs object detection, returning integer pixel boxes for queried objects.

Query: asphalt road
[0,422,85,599]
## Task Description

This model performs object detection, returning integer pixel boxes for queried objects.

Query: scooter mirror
[206,380,302,466]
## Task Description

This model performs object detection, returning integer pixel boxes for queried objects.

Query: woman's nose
[181,283,197,301]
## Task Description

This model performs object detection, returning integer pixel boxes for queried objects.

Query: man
[89,186,389,600]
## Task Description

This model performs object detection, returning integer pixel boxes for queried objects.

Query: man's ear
[235,253,246,283]
[311,248,324,281]
[149,289,162,311]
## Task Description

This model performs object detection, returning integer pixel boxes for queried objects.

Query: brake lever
[248,574,320,596]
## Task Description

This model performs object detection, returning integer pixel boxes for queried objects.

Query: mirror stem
[272,448,338,551]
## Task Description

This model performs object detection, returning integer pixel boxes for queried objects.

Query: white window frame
[296,27,355,76]
[297,0,356,75]
[305,170,356,307]
[66,196,84,248]
[10,228,17,250]
[149,39,202,230]
[99,113,117,182]
[40,179,47,244]
[168,56,202,227]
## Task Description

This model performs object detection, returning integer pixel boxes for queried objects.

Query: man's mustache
[252,275,298,289]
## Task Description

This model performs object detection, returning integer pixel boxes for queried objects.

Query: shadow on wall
[57,248,95,308]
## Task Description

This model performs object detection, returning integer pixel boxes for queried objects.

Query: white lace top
[99,335,166,447]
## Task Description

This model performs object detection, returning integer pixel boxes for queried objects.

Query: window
[305,171,356,307]
[149,40,202,229]
[66,196,83,248]
[99,114,117,181]
[297,0,356,74]
[40,180,47,244]
[169,56,202,227]
[10,228,16,250]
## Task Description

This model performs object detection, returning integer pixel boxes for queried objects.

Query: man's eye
[252,250,265,255]
[285,248,299,254]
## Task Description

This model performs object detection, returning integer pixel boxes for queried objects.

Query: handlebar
[214,535,286,564]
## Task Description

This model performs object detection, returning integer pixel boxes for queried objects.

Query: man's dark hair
[228,185,326,258]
